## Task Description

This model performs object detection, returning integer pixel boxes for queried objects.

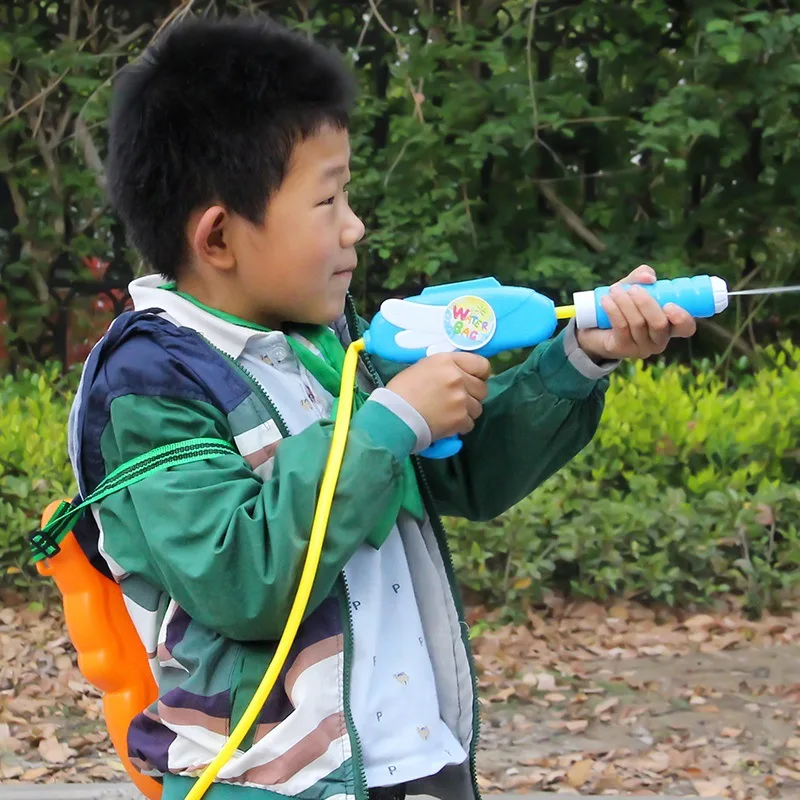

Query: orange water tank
[37,500,161,800]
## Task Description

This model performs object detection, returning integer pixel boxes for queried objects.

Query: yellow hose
[185,338,366,800]
[555,304,576,320]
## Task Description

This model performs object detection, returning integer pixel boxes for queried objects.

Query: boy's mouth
[333,264,356,277]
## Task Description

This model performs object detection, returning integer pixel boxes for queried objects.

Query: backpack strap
[30,437,236,563]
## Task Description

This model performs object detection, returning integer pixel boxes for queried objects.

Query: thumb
[451,352,492,379]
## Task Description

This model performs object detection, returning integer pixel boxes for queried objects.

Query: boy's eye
[319,184,350,207]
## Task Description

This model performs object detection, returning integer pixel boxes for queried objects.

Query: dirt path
[478,645,800,797]
[2,592,800,797]
[470,599,800,797]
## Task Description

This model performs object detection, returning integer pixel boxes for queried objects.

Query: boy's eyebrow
[322,164,349,180]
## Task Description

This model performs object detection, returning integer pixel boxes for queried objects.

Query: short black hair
[106,14,356,279]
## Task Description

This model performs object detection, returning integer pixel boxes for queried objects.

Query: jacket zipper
[199,336,291,439]
[343,295,483,800]
[339,573,369,800]
[203,330,368,799]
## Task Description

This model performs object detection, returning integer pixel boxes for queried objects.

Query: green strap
[158,286,425,546]
[30,438,236,563]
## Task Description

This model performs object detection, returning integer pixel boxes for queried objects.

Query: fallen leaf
[693,777,730,797]
[20,767,51,780]
[87,765,120,780]
[534,673,558,692]
[609,605,629,620]
[721,727,743,738]
[684,614,716,630]
[0,764,24,779]
[38,736,76,764]
[0,735,24,753]
[55,654,73,671]
[776,765,800,780]
[685,736,710,748]
[566,758,594,787]
[565,719,589,733]
[689,694,707,705]
[593,696,620,716]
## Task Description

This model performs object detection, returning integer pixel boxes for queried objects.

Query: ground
[2,587,800,798]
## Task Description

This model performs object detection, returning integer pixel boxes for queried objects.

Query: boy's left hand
[576,265,697,362]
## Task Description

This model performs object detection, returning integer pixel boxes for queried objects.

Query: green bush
[0,367,75,586]
[449,342,800,615]
[3,346,799,615]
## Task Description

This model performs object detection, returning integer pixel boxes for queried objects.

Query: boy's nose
[342,209,366,248]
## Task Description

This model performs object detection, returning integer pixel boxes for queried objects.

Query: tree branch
[74,118,106,191]
[69,0,81,41]
[0,71,69,128]
[697,319,755,358]
[537,181,607,253]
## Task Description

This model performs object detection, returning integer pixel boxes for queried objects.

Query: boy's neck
[176,273,284,331]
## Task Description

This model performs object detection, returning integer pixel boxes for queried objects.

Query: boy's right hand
[386,353,491,441]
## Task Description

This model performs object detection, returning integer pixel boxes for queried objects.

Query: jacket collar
[129,274,283,360]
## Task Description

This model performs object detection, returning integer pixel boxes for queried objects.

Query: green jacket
[68,278,612,800]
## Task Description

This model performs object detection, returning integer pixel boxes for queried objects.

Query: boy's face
[191,124,365,328]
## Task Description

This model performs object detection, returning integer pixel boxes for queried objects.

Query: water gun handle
[421,435,463,459]
[573,274,729,329]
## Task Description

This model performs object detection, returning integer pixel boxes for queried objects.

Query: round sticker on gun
[443,295,497,350]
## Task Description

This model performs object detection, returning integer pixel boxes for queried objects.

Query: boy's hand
[386,353,491,441]
[576,265,697,362]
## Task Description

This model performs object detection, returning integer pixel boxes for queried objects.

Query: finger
[621,264,657,286]
[628,286,670,349]
[663,303,697,338]
[451,352,492,379]
[599,293,629,336]
[455,413,476,436]
[465,394,484,421]
[462,372,489,403]
[609,284,650,349]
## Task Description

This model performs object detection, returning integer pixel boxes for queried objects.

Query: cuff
[535,319,619,399]
[367,388,432,454]
[350,395,419,461]
[562,319,621,380]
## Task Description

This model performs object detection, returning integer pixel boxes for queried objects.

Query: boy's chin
[293,298,347,327]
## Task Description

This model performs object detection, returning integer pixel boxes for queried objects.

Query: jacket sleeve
[365,318,616,521]
[95,390,418,643]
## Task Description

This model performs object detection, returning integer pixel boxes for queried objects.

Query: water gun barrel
[572,275,729,330]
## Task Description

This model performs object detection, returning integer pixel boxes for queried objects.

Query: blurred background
[1,3,800,796]
[2,0,799,368]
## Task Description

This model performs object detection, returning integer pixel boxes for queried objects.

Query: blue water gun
[362,274,731,458]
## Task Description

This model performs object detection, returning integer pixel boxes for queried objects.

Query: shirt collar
[128,274,279,360]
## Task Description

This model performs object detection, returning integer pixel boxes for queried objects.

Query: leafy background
[1,0,799,614]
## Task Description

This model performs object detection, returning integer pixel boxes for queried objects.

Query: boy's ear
[191,205,235,271]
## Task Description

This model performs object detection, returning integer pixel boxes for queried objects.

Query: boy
[69,14,696,800]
